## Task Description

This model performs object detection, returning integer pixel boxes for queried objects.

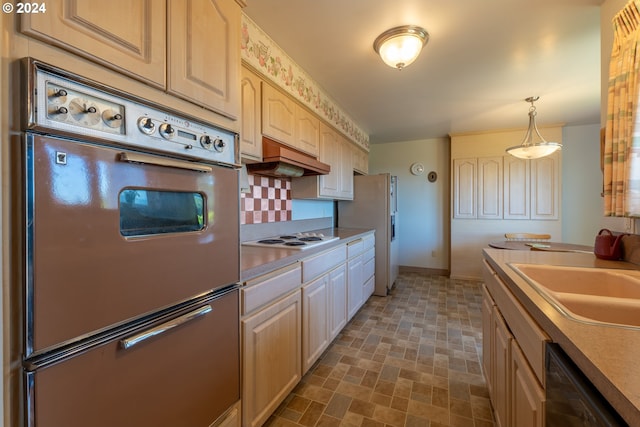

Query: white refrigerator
[338,173,399,296]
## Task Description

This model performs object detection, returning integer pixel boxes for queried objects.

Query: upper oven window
[119,189,205,237]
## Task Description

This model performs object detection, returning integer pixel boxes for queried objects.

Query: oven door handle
[119,305,213,350]
[119,152,212,173]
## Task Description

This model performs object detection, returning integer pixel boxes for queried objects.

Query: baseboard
[399,266,449,277]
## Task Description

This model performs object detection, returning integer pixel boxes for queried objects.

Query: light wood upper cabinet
[22,0,242,119]
[261,82,320,157]
[291,122,355,200]
[22,0,167,87]
[454,153,559,220]
[294,105,320,157]
[353,146,369,175]
[478,157,502,219]
[453,158,477,218]
[504,156,530,219]
[240,66,263,161]
[262,83,296,146]
[168,0,241,119]
[531,155,559,220]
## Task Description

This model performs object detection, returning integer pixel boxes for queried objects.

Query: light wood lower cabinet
[482,259,548,427]
[241,264,302,427]
[242,290,301,427]
[328,264,347,341]
[302,273,329,373]
[511,340,545,427]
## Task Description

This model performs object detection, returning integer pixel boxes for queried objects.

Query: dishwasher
[546,343,627,427]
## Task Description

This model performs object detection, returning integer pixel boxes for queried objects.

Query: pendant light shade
[373,25,429,70]
[506,97,562,159]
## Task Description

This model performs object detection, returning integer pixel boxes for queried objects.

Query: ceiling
[243,0,604,144]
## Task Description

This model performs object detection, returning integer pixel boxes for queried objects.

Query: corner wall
[369,138,450,271]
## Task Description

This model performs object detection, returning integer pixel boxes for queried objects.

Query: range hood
[246,137,331,178]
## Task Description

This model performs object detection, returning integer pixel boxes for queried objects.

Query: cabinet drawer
[347,239,364,258]
[363,253,375,281]
[302,245,347,283]
[482,259,549,385]
[363,246,375,263]
[242,263,301,315]
[362,233,375,251]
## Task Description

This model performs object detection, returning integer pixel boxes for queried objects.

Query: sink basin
[509,263,640,329]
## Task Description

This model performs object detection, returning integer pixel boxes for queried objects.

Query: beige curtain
[604,0,640,216]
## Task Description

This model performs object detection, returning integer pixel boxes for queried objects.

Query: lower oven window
[119,189,205,236]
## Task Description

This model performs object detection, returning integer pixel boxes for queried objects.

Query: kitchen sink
[509,263,640,329]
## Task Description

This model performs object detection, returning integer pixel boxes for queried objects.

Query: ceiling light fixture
[373,25,429,70]
[506,96,562,159]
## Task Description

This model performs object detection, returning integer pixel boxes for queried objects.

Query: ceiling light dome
[506,96,562,159]
[373,25,429,70]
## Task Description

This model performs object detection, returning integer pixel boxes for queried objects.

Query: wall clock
[410,162,424,175]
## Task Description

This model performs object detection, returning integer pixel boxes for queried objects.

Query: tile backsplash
[240,174,292,224]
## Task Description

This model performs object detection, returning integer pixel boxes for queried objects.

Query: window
[119,189,205,236]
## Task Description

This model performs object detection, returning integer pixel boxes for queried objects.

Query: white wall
[562,124,604,245]
[369,138,450,271]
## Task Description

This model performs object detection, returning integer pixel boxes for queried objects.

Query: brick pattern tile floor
[263,272,495,427]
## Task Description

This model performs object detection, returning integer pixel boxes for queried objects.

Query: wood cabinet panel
[347,254,363,320]
[511,341,545,427]
[482,285,495,400]
[262,83,296,145]
[328,264,347,341]
[168,0,241,119]
[295,105,320,156]
[240,66,262,161]
[493,307,512,427]
[302,275,329,373]
[478,157,502,218]
[242,291,301,427]
[531,154,559,220]
[453,158,477,218]
[22,0,166,86]
[504,156,530,219]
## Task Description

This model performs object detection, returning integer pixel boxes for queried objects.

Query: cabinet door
[328,264,347,341]
[168,0,241,119]
[242,291,301,427]
[302,275,329,373]
[477,157,502,219]
[347,254,363,320]
[511,341,545,427]
[338,138,354,199]
[453,158,477,218]
[481,285,494,400]
[295,105,320,157]
[493,307,512,427]
[240,67,263,161]
[262,83,296,145]
[22,0,166,87]
[318,123,340,197]
[531,153,560,220]
[503,156,530,219]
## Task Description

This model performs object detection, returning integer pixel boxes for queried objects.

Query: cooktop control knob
[137,117,155,135]
[159,123,175,139]
[102,110,123,128]
[213,138,226,152]
[200,135,214,150]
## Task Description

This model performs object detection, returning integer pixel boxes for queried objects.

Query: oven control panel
[29,64,238,168]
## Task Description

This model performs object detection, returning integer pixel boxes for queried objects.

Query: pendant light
[506,97,562,159]
[373,25,429,70]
